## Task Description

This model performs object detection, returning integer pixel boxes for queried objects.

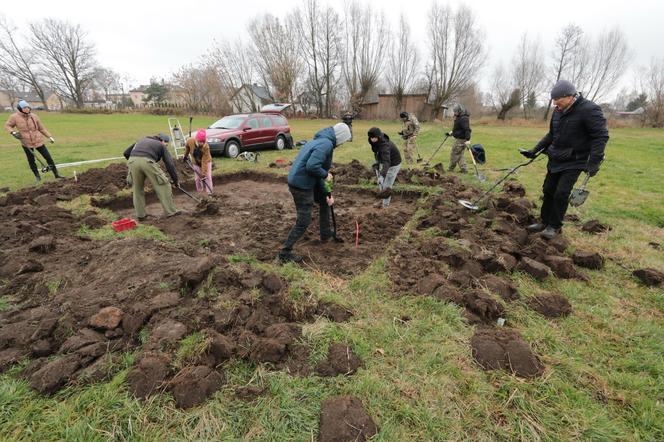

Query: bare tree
[0,71,20,108]
[0,16,49,108]
[580,27,631,102]
[490,63,521,120]
[342,1,390,113]
[513,33,545,118]
[92,67,121,101]
[386,14,419,114]
[425,3,485,119]
[172,62,231,114]
[544,24,584,119]
[29,19,97,108]
[642,58,664,127]
[248,14,300,104]
[210,39,257,111]
[292,0,342,117]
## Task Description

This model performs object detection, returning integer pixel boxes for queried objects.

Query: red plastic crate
[111,218,137,232]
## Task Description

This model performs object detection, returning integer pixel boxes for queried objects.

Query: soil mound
[632,268,664,287]
[526,293,572,318]
[315,343,363,376]
[470,327,544,378]
[319,395,378,442]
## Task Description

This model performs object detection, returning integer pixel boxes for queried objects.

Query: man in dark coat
[521,80,609,239]
[278,123,352,263]
[368,127,402,208]
[447,104,472,173]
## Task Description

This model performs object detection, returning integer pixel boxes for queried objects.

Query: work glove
[446,131,452,137]
[464,140,471,146]
[49,137,55,143]
[11,131,22,140]
[326,195,334,206]
[519,148,537,159]
[586,163,600,177]
[371,162,379,172]
[397,131,403,136]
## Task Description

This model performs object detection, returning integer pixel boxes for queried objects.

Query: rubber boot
[526,223,546,233]
[278,251,303,263]
[51,166,64,179]
[34,173,41,183]
[540,226,561,240]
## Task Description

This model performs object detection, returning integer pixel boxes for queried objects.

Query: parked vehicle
[205,104,293,158]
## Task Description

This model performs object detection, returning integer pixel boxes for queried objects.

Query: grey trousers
[375,163,401,208]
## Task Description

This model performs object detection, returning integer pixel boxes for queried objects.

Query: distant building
[0,89,64,111]
[230,84,273,113]
[359,93,439,122]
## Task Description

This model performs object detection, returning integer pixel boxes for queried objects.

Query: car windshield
[210,116,245,129]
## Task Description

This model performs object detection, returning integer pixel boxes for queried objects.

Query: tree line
[1,3,663,126]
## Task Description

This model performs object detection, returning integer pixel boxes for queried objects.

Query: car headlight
[207,138,223,143]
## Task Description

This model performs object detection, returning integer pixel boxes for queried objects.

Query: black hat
[156,133,171,143]
[399,111,408,119]
[550,80,577,99]
[367,127,383,138]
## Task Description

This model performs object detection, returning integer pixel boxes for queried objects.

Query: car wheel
[225,140,240,158]
[275,135,286,151]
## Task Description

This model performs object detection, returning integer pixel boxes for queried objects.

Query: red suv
[205,104,293,157]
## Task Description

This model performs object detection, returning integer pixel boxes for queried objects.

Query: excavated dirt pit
[101,171,419,278]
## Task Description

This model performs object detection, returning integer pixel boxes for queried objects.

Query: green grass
[1,113,663,440]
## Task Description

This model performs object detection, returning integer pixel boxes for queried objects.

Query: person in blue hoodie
[278,123,352,263]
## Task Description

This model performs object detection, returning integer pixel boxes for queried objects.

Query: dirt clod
[0,348,25,372]
[478,275,519,302]
[581,219,610,234]
[89,307,124,330]
[471,327,543,378]
[169,365,224,409]
[517,257,552,280]
[543,255,584,280]
[235,385,265,400]
[126,353,171,399]
[28,235,56,254]
[572,250,604,270]
[29,354,82,394]
[316,343,363,377]
[527,293,573,318]
[319,395,378,442]
[632,268,664,287]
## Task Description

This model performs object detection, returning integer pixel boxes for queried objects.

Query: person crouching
[368,127,402,209]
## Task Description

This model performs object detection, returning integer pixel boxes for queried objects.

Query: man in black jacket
[521,80,609,239]
[368,127,402,208]
[447,104,471,173]
[123,133,180,220]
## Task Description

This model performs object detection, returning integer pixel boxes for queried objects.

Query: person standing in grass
[4,100,64,182]
[123,133,180,221]
[521,80,608,240]
[398,111,420,164]
[278,123,352,263]
[368,127,402,209]
[183,129,213,194]
[447,104,472,173]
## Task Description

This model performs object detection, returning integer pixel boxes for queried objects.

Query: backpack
[470,144,486,164]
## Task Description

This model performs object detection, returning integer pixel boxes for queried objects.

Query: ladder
[167,117,189,159]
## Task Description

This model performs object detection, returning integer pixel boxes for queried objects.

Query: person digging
[183,129,213,194]
[521,79,608,240]
[4,100,64,182]
[123,133,180,221]
[368,127,402,209]
[447,103,472,173]
[278,123,352,263]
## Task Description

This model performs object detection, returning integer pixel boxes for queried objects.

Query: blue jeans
[281,185,332,253]
[375,163,401,208]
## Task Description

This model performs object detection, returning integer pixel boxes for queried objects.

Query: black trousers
[23,145,57,177]
[540,169,582,229]
[282,185,332,253]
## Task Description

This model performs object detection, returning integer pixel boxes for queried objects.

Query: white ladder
[167,117,189,159]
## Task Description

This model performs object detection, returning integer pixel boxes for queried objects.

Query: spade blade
[458,199,480,210]
[569,188,590,207]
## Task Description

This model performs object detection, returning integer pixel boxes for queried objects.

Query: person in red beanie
[183,129,213,193]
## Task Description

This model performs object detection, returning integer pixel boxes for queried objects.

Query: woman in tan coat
[4,100,63,181]
[183,129,213,193]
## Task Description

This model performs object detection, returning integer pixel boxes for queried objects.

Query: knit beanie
[550,80,577,99]
[333,123,351,146]
[196,129,206,143]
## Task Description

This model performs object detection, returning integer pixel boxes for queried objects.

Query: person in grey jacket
[521,80,609,239]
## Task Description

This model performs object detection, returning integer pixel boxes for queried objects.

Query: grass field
[1,113,663,440]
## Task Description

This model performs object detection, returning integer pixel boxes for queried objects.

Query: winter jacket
[451,113,471,141]
[4,111,52,148]
[534,96,609,173]
[288,127,337,191]
[402,115,420,138]
[124,136,179,183]
[368,128,402,178]
[184,137,212,177]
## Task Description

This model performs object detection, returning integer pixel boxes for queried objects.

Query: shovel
[466,144,486,182]
[184,157,214,194]
[174,184,201,203]
[569,173,591,207]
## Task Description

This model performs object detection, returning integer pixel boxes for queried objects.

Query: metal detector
[458,152,542,210]
[183,157,214,194]
[423,134,450,167]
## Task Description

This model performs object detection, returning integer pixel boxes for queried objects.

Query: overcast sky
[3,0,663,98]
